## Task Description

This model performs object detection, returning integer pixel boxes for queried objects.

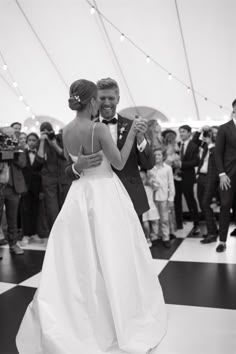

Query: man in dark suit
[174,125,200,234]
[65,77,155,218]
[198,128,219,244]
[0,148,27,254]
[214,100,236,252]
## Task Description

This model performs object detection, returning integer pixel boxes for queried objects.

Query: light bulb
[187,87,191,93]
[3,64,8,71]
[31,114,36,120]
[120,34,125,42]
[90,6,95,14]
[168,73,172,80]
[36,121,40,126]
[26,106,30,111]
[19,95,23,101]
[13,81,18,88]
[146,56,150,64]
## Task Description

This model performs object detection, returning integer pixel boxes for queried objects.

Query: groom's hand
[135,117,147,145]
[74,146,103,171]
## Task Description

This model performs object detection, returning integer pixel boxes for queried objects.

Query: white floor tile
[20,272,41,288]
[154,304,236,354]
[171,237,236,264]
[0,282,16,294]
[175,222,193,239]
[153,259,168,276]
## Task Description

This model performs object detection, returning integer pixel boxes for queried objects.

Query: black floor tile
[0,286,36,354]
[151,238,183,260]
[0,248,44,284]
[159,261,236,309]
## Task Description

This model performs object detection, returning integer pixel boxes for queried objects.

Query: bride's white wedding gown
[16,146,167,353]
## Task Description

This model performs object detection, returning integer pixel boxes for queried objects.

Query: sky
[0,0,235,130]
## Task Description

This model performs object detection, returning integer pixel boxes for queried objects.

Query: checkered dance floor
[0,222,236,354]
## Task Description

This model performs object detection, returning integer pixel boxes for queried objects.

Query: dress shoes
[216,243,226,253]
[163,240,171,248]
[230,228,236,236]
[200,235,217,244]
[192,226,200,235]
[10,244,24,255]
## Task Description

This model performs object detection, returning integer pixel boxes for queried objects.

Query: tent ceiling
[0,0,235,127]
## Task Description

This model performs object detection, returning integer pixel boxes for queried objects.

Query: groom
[64,77,155,218]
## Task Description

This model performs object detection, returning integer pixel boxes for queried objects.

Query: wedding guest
[140,169,159,247]
[174,125,200,233]
[18,132,27,149]
[21,133,45,244]
[37,122,72,232]
[148,148,175,248]
[214,100,236,252]
[0,127,27,254]
[162,129,178,237]
[198,128,219,244]
[146,119,163,150]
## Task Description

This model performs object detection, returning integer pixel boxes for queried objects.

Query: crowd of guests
[1,99,236,257]
[140,105,236,252]
[0,121,72,256]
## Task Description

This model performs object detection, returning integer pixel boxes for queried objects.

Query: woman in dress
[16,79,167,354]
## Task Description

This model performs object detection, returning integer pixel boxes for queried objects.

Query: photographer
[0,126,27,255]
[196,127,219,244]
[37,122,72,232]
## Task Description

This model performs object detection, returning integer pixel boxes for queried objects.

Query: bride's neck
[76,111,91,121]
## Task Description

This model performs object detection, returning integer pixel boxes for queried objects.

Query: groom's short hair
[97,78,119,94]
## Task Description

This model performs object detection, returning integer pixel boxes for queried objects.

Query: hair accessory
[73,95,81,103]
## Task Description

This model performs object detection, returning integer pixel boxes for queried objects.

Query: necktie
[102,118,117,125]
[180,142,185,160]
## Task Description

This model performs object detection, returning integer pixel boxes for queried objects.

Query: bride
[16,79,167,354]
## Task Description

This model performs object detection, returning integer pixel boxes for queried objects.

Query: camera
[46,131,56,140]
[41,130,56,140]
[0,130,22,162]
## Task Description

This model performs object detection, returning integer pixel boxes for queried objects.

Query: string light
[35,121,40,126]
[0,51,37,116]
[168,73,172,80]
[90,6,96,15]
[187,87,191,93]
[86,0,230,112]
[31,114,36,120]
[120,33,125,42]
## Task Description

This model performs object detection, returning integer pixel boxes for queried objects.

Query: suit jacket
[179,140,199,184]
[64,115,155,216]
[8,151,27,194]
[215,120,236,178]
[207,147,218,186]
[23,150,43,196]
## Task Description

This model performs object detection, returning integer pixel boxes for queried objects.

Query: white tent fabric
[0,0,234,128]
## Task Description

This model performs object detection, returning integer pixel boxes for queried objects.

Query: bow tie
[102,118,117,125]
[29,150,36,154]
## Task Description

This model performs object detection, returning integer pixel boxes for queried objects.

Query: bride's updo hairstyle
[68,79,97,112]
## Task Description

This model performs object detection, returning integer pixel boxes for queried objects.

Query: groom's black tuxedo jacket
[64,114,155,216]
[215,119,236,178]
